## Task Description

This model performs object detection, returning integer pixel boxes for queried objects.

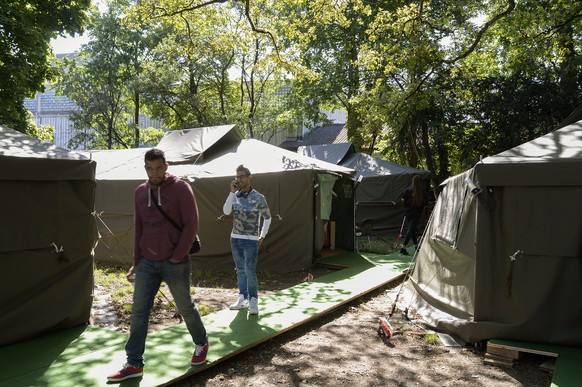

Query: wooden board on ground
[487,339,582,387]
[483,353,515,368]
[487,340,559,358]
[486,342,524,360]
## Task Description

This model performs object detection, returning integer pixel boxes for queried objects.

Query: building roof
[279,123,347,151]
[23,85,78,114]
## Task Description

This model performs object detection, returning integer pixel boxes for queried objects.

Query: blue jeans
[230,238,258,300]
[125,257,207,367]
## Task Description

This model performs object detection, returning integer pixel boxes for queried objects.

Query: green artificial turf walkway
[2,249,580,387]
[0,251,413,387]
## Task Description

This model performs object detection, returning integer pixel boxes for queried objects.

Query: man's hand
[126,265,136,283]
[258,236,264,247]
[169,258,182,264]
[230,180,238,193]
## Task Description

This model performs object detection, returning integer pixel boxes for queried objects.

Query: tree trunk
[134,90,140,148]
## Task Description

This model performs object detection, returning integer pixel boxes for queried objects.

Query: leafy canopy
[0,0,91,132]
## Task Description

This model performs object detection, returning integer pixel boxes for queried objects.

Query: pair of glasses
[236,175,248,179]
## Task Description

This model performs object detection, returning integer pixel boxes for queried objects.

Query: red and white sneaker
[107,363,144,382]
[191,341,209,365]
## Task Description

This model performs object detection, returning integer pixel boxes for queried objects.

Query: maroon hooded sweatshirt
[133,173,199,265]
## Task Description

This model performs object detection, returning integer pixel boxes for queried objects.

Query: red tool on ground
[377,317,393,340]
[393,217,406,249]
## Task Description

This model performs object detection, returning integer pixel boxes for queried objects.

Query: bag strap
[151,190,183,232]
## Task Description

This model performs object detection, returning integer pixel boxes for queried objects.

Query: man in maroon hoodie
[108,148,208,382]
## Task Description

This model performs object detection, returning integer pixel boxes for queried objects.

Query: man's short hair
[236,164,251,176]
[145,148,166,163]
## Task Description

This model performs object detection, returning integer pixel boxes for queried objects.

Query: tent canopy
[0,126,97,348]
[81,125,244,180]
[297,143,355,165]
[157,124,242,164]
[408,120,582,346]
[476,122,582,186]
[185,139,354,179]
[0,126,92,180]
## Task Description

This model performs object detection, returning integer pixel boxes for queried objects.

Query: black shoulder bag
[151,193,201,254]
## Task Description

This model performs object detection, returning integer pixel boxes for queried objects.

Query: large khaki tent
[89,129,355,272]
[298,143,431,231]
[407,121,582,345]
[0,126,97,347]
[85,125,242,266]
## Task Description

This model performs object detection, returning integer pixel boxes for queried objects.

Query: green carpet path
[0,251,413,387]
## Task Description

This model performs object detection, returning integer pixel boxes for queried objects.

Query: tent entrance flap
[317,173,339,220]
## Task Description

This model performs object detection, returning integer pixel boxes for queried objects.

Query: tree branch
[445,0,516,64]
[539,6,582,40]
[152,0,229,17]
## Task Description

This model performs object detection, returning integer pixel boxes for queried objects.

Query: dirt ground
[92,262,554,387]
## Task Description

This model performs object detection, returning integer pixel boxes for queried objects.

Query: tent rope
[93,212,134,262]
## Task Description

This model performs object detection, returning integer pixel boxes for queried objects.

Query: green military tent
[406,120,582,345]
[298,143,431,231]
[87,127,355,272]
[0,126,97,347]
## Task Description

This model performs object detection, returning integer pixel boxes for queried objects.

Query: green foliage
[0,0,90,132]
[423,333,441,345]
[24,111,55,142]
[140,127,166,146]
[46,0,582,187]
[94,265,134,304]
[132,1,299,141]
[270,0,582,187]
[197,304,213,316]
[55,1,167,149]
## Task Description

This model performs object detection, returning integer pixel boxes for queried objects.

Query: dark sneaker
[107,363,143,382]
[191,341,209,365]
[400,248,408,255]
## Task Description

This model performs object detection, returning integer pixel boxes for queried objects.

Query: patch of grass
[197,304,214,316]
[94,263,225,314]
[423,333,440,345]
[112,286,133,304]
[94,264,127,286]
[94,264,134,304]
[356,232,399,254]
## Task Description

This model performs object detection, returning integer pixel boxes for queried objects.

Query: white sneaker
[229,294,249,310]
[249,297,259,315]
